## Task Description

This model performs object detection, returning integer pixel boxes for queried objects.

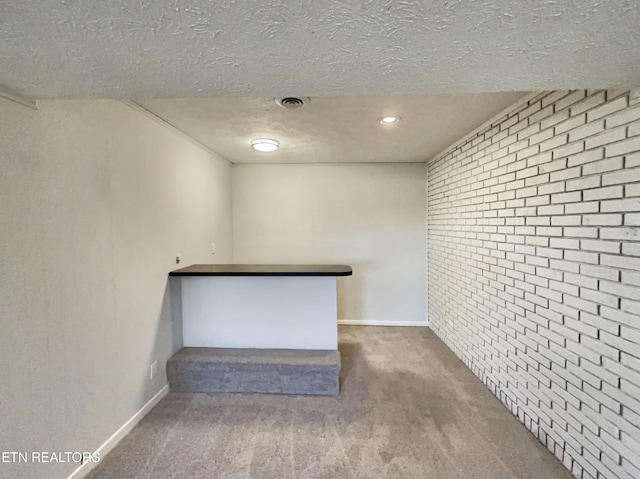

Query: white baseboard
[68,384,170,479]
[338,320,428,327]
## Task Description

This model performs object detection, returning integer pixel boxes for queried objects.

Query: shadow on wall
[336,261,367,321]
[145,277,184,405]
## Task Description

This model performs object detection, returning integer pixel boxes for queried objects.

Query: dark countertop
[169,264,353,277]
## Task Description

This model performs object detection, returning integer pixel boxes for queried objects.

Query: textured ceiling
[137,92,526,163]
[1,0,639,99]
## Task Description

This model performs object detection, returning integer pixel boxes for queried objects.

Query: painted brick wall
[427,89,640,479]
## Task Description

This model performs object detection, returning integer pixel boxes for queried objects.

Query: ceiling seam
[232,161,428,166]
[120,100,233,166]
[0,83,38,110]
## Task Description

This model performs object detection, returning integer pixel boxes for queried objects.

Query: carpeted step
[167,347,340,396]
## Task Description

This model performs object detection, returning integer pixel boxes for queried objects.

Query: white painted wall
[232,163,427,326]
[0,98,232,479]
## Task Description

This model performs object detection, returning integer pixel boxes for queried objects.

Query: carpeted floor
[86,326,572,478]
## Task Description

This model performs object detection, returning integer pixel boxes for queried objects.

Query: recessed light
[251,138,279,152]
[378,116,401,124]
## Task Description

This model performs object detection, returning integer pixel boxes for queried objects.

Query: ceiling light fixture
[251,138,279,152]
[378,116,401,124]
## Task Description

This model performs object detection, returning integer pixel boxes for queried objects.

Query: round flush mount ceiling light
[378,116,401,125]
[251,138,279,152]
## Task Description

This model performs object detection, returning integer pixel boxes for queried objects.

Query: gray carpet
[86,326,572,478]
[167,347,340,395]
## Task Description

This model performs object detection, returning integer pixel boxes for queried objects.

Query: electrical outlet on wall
[150,360,158,380]
[211,242,216,255]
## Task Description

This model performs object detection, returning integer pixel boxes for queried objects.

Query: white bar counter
[169,264,352,350]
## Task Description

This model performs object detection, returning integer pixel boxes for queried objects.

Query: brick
[552,141,585,160]
[601,280,640,301]
[527,255,549,267]
[537,247,563,259]
[566,359,601,389]
[582,157,624,175]
[606,136,640,157]
[525,173,550,187]
[580,335,620,360]
[517,145,542,161]
[505,179,525,191]
[587,96,628,121]
[515,186,538,198]
[566,148,604,167]
[526,216,550,226]
[542,109,570,130]
[518,100,542,121]
[580,264,619,281]
[580,239,621,254]
[535,226,563,237]
[542,91,571,109]
[526,235,549,247]
[582,185,623,202]
[552,215,583,226]
[570,91,606,116]
[581,287,620,308]
[516,166,539,180]
[602,167,640,186]
[602,253,640,270]
[569,120,605,142]
[539,158,567,173]
[549,258,580,273]
[600,227,640,241]
[628,183,640,197]
[563,226,598,238]
[625,213,640,225]
[541,133,571,156]
[527,130,554,148]
[565,201,599,214]
[622,243,640,256]
[606,88,629,101]
[538,204,564,216]
[525,195,550,206]
[606,104,640,128]
[554,90,587,112]
[584,127,627,150]
[626,152,640,169]
[530,105,555,125]
[500,114,519,131]
[518,123,541,140]
[564,271,598,289]
[550,166,581,182]
[509,138,530,155]
[582,214,623,226]
[621,270,640,286]
[565,250,598,264]
[550,278,579,296]
[551,191,581,204]
[621,352,640,371]
[601,197,640,212]
[581,310,620,335]
[536,267,563,281]
[565,175,601,191]
[536,183,565,198]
